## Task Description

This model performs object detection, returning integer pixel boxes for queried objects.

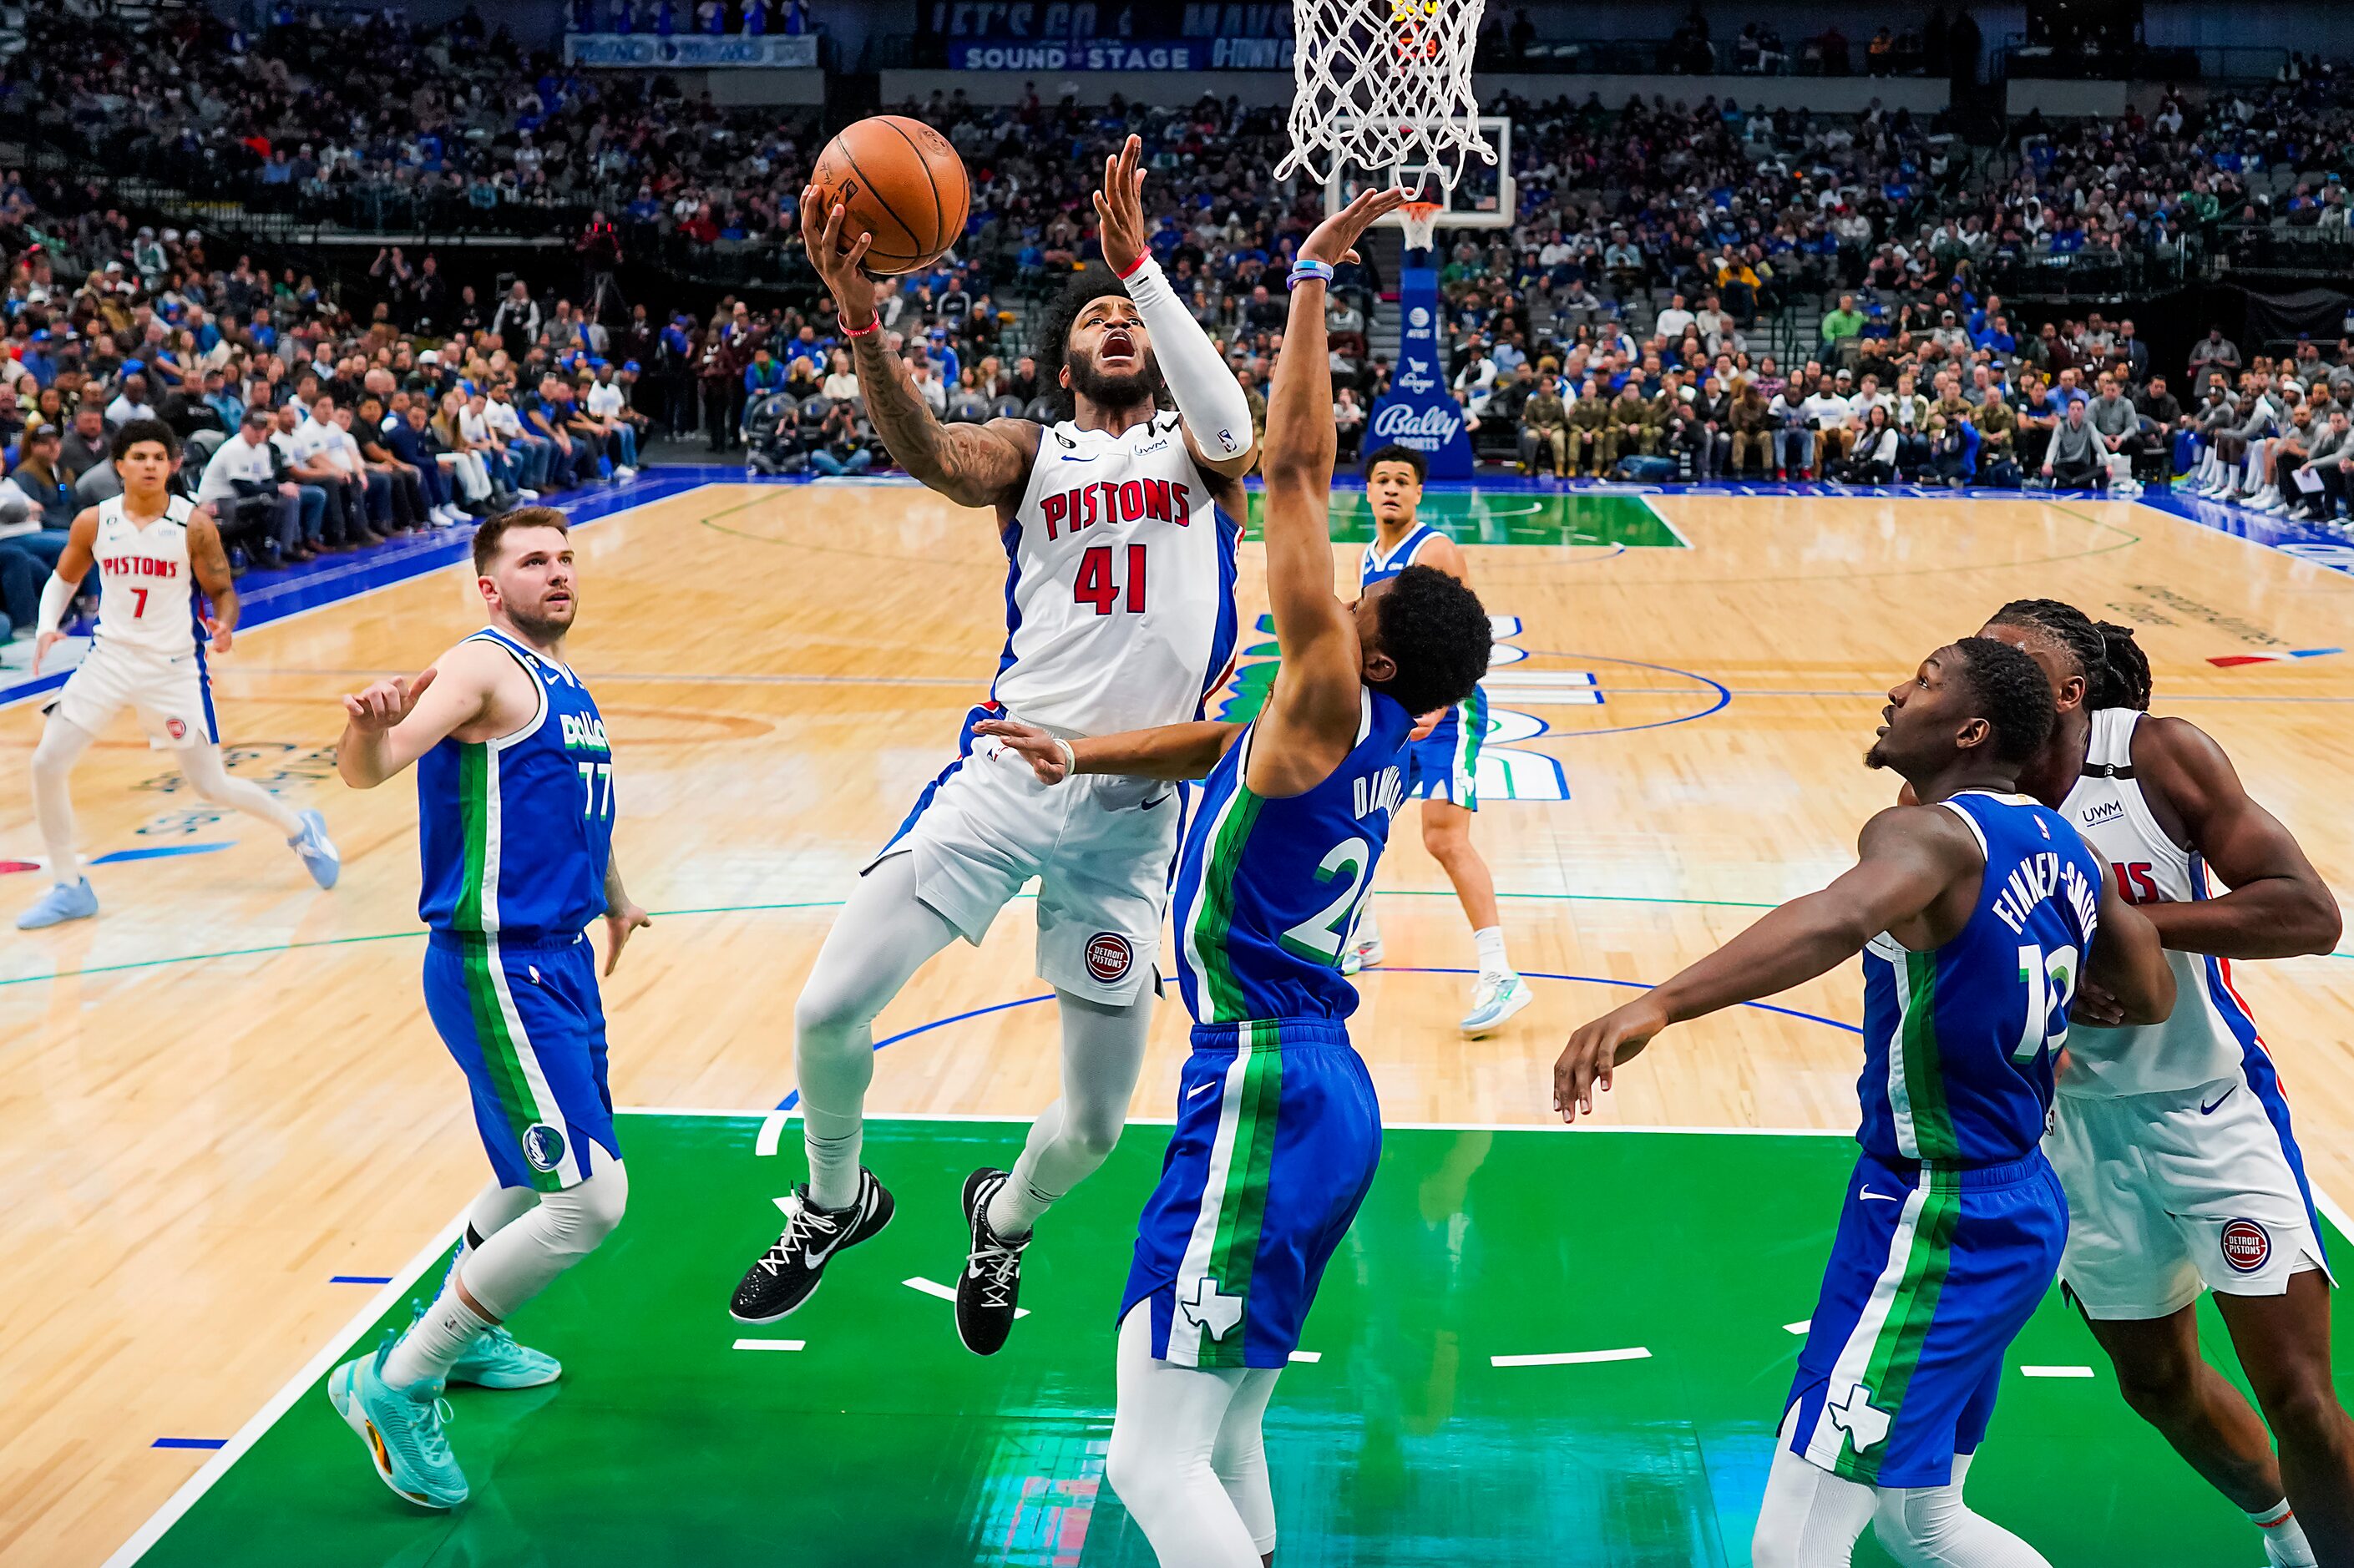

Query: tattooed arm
[186,506,243,655]
[804,186,1038,512]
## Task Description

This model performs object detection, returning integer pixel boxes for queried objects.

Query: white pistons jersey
[991,412,1239,736]
[2058,707,2265,1096]
[91,493,202,657]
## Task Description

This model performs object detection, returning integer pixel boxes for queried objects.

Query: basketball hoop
[1273,0,1496,193]
[1398,200,1443,254]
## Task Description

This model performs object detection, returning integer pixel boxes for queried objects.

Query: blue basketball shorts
[423,930,619,1193]
[1784,1151,2067,1489]
[1404,687,1486,810]
[1121,1019,1382,1369]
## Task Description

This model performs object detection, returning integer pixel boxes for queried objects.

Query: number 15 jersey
[1856,791,2103,1168]
[995,413,1240,735]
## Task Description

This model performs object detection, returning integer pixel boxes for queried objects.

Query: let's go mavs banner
[564,33,819,67]
[1368,253,1472,479]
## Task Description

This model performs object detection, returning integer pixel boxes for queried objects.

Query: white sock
[381,1279,494,1389]
[1474,925,1510,978]
[2253,1500,2316,1568]
[1349,898,1381,951]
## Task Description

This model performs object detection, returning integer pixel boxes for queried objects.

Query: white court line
[625,1105,1860,1139]
[1288,1351,1323,1364]
[2021,1366,2096,1379]
[904,1276,1029,1319]
[755,1110,790,1156]
[1633,492,1695,546]
[102,1208,468,1567]
[1784,1321,1811,1336]
[1491,1348,1651,1368]
[733,1338,806,1353]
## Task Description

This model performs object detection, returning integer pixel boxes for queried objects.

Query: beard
[1065,344,1161,411]
[509,598,576,645]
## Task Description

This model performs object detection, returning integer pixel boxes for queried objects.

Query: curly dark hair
[1033,264,1157,418]
[109,416,179,463]
[1370,564,1492,716]
[1952,635,2058,765]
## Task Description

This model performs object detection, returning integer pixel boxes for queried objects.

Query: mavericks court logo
[522,1122,569,1174]
[1085,932,1133,984]
[2221,1217,2271,1273]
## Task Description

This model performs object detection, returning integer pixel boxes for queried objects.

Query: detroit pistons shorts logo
[522,1122,568,1174]
[2221,1217,2271,1273]
[1085,932,1133,984]
[165,717,187,741]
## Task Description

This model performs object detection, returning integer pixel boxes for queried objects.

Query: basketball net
[1273,0,1495,191]
[1399,200,1442,254]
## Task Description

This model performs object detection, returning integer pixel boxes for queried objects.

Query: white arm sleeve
[38,569,75,633]
[1120,255,1254,462]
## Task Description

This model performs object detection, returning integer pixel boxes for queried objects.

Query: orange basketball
[809,115,971,277]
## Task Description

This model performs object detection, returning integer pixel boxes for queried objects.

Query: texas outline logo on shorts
[1085,932,1133,984]
[522,1122,568,1174]
[2221,1216,2271,1273]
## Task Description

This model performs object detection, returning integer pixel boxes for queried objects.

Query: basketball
[809,114,970,276]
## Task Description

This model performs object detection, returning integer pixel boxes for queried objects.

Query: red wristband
[842,316,878,338]
[1116,253,1152,281]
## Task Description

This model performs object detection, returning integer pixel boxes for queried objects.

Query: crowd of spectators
[4,7,2354,529]
[0,215,674,647]
[564,0,813,36]
[1475,4,1985,80]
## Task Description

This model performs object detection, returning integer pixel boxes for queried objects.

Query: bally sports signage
[1369,250,1472,479]
[564,33,820,67]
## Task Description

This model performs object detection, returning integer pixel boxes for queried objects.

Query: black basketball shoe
[954,1168,1031,1356]
[730,1169,894,1324]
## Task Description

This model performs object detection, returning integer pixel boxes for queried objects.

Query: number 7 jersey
[994,413,1240,733]
[1856,791,2103,1167]
[418,629,614,946]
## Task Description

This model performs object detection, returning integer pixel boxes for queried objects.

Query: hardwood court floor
[3,479,2351,1563]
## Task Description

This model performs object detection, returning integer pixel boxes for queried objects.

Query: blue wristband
[1287,259,1334,291]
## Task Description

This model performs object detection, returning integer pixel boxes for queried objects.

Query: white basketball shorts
[2048,1075,2332,1320]
[50,640,220,750]
[864,706,1179,1006]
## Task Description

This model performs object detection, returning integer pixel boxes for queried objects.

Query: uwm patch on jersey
[993,413,1239,736]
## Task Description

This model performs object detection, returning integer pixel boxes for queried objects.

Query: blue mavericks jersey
[1175,689,1416,1024]
[418,629,615,943]
[1857,791,2103,1166]
[1358,523,1445,589]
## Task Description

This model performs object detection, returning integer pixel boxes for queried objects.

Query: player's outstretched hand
[1300,185,1412,271]
[1552,995,1668,1123]
[205,617,233,655]
[797,184,878,316]
[1409,708,1442,742]
[603,898,651,976]
[1091,134,1150,277]
[342,666,438,735]
[971,716,1071,785]
[30,629,63,675]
